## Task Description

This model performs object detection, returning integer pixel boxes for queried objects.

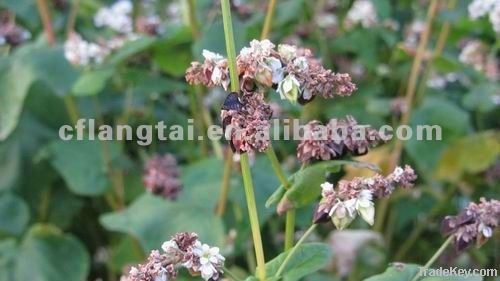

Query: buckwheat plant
[127,232,225,281]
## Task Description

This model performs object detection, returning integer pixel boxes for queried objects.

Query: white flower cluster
[459,40,486,71]
[94,0,134,34]
[468,0,500,32]
[161,238,225,281]
[202,49,230,90]
[276,44,310,101]
[64,34,109,66]
[345,0,378,29]
[321,182,375,229]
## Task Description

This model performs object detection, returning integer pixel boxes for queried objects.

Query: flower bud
[278,44,297,61]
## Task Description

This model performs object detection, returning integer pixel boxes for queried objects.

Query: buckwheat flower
[313,166,417,228]
[186,50,230,90]
[143,154,182,200]
[64,33,109,66]
[186,40,356,100]
[355,190,375,225]
[468,0,500,33]
[297,121,339,162]
[0,15,31,47]
[441,198,500,251]
[321,182,335,197]
[278,74,301,102]
[221,93,273,153]
[94,0,133,34]
[191,242,225,281]
[403,20,425,50]
[278,44,297,62]
[297,115,381,164]
[345,0,378,29]
[459,40,487,72]
[128,250,178,281]
[266,57,284,84]
[468,0,497,19]
[489,3,500,32]
[136,15,162,35]
[330,200,357,230]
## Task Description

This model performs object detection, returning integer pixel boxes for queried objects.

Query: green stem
[265,146,295,250]
[275,224,317,278]
[240,153,266,281]
[186,0,200,38]
[284,209,296,250]
[215,149,233,216]
[221,0,240,93]
[410,236,453,281]
[221,2,265,279]
[261,0,277,39]
[265,146,289,189]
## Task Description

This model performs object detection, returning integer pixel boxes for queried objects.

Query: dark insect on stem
[222,92,244,111]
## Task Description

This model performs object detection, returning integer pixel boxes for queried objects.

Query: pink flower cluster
[143,154,182,200]
[441,198,500,251]
[186,40,356,103]
[128,232,225,281]
[297,115,382,163]
[221,93,273,153]
[313,166,417,228]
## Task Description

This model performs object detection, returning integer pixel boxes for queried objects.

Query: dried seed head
[441,198,500,252]
[221,93,273,153]
[143,154,182,200]
[297,115,382,164]
[186,40,356,102]
[313,166,417,229]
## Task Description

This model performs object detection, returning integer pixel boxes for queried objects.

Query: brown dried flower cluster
[0,12,30,47]
[313,165,417,229]
[143,154,182,200]
[128,232,225,281]
[441,198,500,251]
[297,115,382,163]
[221,93,273,153]
[186,40,356,103]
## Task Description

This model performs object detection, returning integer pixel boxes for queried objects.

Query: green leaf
[100,193,225,252]
[364,263,421,281]
[372,0,391,19]
[269,161,380,210]
[101,157,226,251]
[15,224,90,281]
[46,139,121,196]
[0,137,20,191]
[192,18,247,60]
[462,82,499,113]
[152,27,193,77]
[405,97,470,177]
[431,55,463,73]
[0,193,30,236]
[436,131,500,182]
[72,67,115,96]
[107,37,157,65]
[264,243,332,281]
[0,238,17,281]
[0,44,79,140]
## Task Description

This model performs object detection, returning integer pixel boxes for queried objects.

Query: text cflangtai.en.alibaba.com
[58,118,443,146]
